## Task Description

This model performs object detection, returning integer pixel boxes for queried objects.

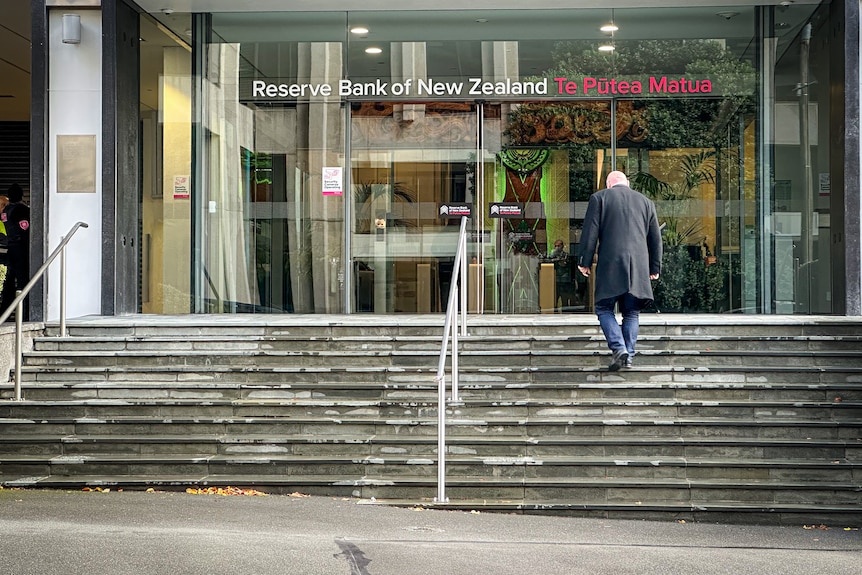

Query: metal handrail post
[460,226,467,337]
[14,291,22,401]
[451,297,459,402]
[59,241,67,338]
[434,215,469,503]
[435,362,448,503]
[436,217,468,378]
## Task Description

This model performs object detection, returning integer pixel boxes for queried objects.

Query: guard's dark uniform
[1,185,30,320]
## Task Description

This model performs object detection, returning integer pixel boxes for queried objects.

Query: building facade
[14,0,862,320]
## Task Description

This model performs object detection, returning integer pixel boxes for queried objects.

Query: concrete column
[46,9,103,320]
[295,42,344,313]
[392,42,427,124]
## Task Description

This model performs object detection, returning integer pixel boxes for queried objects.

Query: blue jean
[595,293,645,357]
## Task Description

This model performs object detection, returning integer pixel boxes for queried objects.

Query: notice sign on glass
[57,135,97,194]
[322,167,343,195]
[173,175,190,199]
[489,202,524,218]
[438,203,472,218]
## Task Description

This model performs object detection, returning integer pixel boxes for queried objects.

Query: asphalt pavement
[1,488,860,575]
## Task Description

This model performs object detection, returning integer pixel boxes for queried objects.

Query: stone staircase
[1,315,861,524]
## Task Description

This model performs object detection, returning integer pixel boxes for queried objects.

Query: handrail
[434,215,469,503]
[1,221,88,401]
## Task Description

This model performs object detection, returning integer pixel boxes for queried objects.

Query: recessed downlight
[365,47,383,55]
[600,23,618,33]
[350,26,369,34]
[598,44,615,52]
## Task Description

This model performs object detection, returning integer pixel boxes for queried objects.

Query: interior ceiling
[0,0,826,122]
[134,0,823,13]
[0,0,31,122]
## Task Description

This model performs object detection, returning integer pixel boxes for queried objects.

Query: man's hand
[650,273,659,280]
[578,265,591,277]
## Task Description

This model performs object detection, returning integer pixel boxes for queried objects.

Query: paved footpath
[1,488,860,575]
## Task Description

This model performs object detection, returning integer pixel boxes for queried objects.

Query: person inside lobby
[545,239,576,312]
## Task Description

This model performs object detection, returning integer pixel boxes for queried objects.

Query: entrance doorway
[349,100,611,314]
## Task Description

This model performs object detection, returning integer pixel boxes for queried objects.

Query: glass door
[485,101,609,314]
[350,102,480,313]
[349,100,613,315]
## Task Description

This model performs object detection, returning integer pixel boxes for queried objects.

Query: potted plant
[631,150,717,312]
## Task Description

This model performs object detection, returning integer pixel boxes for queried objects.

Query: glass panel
[599,49,755,314]
[139,4,837,316]
[350,102,478,313]
[490,102,610,313]
[772,3,834,313]
[199,13,348,313]
[140,14,193,313]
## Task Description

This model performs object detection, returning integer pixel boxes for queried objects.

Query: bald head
[606,171,628,188]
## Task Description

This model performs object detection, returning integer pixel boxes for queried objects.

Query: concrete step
[12,362,862,383]
[18,348,862,370]
[1,415,860,440]
[31,334,862,353]
[1,452,858,479]
[10,374,857,409]
[2,471,859,509]
[42,316,862,339]
[5,382,862,404]
[6,367,862,407]
[0,398,860,421]
[360,498,862,526]
[1,433,858,460]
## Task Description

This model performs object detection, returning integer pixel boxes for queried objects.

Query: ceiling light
[600,23,618,33]
[476,19,488,23]
[350,27,369,34]
[365,47,383,54]
[598,44,615,52]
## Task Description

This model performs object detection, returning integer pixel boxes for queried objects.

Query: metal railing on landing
[434,215,469,503]
[0,221,89,401]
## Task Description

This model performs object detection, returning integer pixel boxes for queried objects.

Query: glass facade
[140,3,841,315]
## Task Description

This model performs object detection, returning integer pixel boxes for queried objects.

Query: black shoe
[609,349,629,371]
[623,356,633,369]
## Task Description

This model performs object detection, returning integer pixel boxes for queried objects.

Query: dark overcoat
[577,184,662,303]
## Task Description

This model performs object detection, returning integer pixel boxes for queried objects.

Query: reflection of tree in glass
[544,39,756,150]
[532,39,755,314]
[631,150,716,247]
